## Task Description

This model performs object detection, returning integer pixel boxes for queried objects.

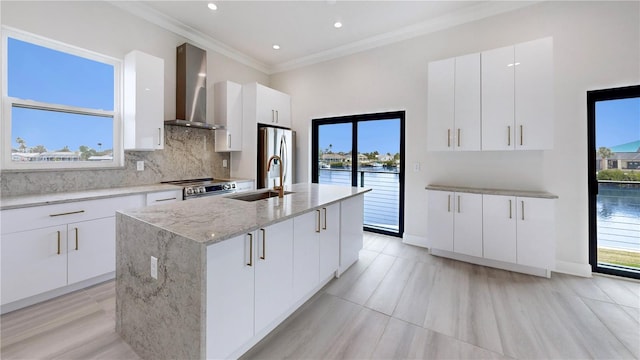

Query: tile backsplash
[0,126,231,197]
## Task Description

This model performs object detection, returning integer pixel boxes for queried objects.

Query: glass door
[588,85,640,279]
[312,111,405,237]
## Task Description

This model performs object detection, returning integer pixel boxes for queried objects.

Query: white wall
[271,1,640,276]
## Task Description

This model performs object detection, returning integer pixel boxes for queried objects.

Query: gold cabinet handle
[322,207,327,230]
[260,229,266,260]
[158,128,162,146]
[247,233,253,266]
[520,125,523,146]
[457,195,461,213]
[447,129,451,147]
[75,227,79,250]
[509,200,512,219]
[272,109,275,123]
[316,210,321,233]
[521,201,525,220]
[49,210,85,217]
[228,134,231,149]
[155,197,177,202]
[57,231,61,255]
[457,128,461,147]
[447,194,451,212]
[507,126,511,146]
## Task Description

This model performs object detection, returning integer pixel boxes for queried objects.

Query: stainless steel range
[162,178,237,200]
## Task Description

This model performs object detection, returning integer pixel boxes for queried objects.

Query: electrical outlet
[150,256,158,279]
[137,161,144,171]
[413,162,421,172]
[222,159,228,168]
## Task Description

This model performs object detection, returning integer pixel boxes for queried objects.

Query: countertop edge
[1,184,184,210]
[425,185,559,199]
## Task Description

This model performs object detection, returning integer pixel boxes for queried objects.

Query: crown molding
[110,0,539,75]
[108,1,271,74]
[271,1,540,74]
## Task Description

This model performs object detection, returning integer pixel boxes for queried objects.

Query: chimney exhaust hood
[165,43,219,130]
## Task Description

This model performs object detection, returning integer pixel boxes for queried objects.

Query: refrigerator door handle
[280,134,288,185]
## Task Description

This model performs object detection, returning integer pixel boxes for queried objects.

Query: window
[2,28,122,170]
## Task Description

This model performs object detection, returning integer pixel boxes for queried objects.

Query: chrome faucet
[267,155,284,198]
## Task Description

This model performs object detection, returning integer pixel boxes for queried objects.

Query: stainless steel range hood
[165,43,219,130]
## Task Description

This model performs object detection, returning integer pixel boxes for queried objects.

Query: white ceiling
[112,1,537,74]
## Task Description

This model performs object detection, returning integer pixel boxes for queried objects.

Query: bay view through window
[2,28,122,170]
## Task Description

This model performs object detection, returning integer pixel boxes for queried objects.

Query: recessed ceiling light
[207,3,217,11]
[272,44,280,50]
[334,21,343,29]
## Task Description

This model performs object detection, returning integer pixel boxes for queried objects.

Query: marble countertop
[0,184,183,210]
[425,184,558,199]
[118,183,371,246]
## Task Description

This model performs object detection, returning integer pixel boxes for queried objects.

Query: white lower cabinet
[319,203,340,280]
[1,194,144,310]
[339,195,364,274]
[145,190,182,206]
[427,188,556,275]
[293,210,320,301]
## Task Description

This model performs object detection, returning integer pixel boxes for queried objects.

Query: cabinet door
[1,225,67,305]
[124,50,164,151]
[255,84,277,125]
[481,45,515,151]
[454,53,481,151]
[516,198,555,269]
[319,203,340,280]
[293,210,320,301]
[273,91,292,128]
[214,81,243,152]
[427,190,454,251]
[482,195,517,263]
[206,234,254,359]
[515,37,553,150]
[67,217,116,284]
[427,58,455,151]
[254,219,294,332]
[339,195,364,274]
[453,193,483,257]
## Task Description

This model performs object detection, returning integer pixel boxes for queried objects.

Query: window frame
[1,27,123,171]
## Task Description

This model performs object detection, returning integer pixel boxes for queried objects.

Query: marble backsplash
[0,126,231,197]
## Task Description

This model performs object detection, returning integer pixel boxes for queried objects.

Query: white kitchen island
[115,183,369,360]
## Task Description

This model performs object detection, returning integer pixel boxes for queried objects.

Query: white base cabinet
[427,188,556,276]
[319,203,340,280]
[339,195,364,275]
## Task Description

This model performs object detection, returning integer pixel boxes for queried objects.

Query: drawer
[1,194,145,234]
[146,190,183,206]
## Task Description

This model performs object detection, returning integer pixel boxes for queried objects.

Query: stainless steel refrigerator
[258,126,295,189]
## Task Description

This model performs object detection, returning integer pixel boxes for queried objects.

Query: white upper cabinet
[482,37,554,150]
[214,81,243,152]
[481,45,515,151]
[249,83,291,128]
[427,58,455,151]
[454,53,481,151]
[515,37,554,150]
[427,54,481,151]
[124,50,165,151]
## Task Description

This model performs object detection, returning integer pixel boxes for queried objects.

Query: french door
[312,111,405,237]
[588,85,640,279]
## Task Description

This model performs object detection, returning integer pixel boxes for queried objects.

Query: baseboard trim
[554,260,592,278]
[402,233,427,247]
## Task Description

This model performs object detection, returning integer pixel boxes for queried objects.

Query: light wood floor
[2,233,639,359]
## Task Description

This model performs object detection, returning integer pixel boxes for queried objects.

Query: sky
[595,97,640,149]
[318,119,400,155]
[9,37,114,152]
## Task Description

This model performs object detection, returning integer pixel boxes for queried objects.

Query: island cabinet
[426,190,483,257]
[339,195,364,275]
[1,194,144,310]
[481,37,553,150]
[426,53,481,151]
[206,219,294,359]
[426,186,557,277]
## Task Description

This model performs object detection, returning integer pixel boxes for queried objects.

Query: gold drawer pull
[75,227,79,250]
[155,198,177,202]
[507,126,511,146]
[457,128,461,147]
[49,210,85,217]
[57,231,61,255]
[322,207,327,230]
[247,233,253,266]
[260,229,266,260]
[509,200,512,219]
[447,129,451,147]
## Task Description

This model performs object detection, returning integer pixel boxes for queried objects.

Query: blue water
[597,183,640,251]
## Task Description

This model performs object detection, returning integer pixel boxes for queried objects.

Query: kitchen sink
[228,190,294,202]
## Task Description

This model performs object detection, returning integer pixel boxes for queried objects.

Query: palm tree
[30,145,47,153]
[598,147,614,170]
[16,137,27,153]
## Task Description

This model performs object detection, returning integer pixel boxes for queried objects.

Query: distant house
[321,153,346,163]
[11,152,40,162]
[38,151,81,162]
[596,140,640,171]
[377,154,393,162]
